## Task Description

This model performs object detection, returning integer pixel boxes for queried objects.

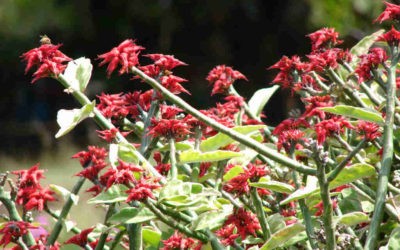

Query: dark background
[0,0,387,159]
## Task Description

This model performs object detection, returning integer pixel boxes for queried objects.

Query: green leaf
[329,163,376,190]
[319,105,384,125]
[159,142,193,152]
[62,57,93,92]
[248,85,279,117]
[260,223,305,250]
[388,227,400,250]
[191,209,231,231]
[223,165,244,181]
[117,142,139,164]
[178,150,242,164]
[350,29,385,57]
[335,212,369,227]
[282,163,375,205]
[55,101,95,138]
[249,180,295,194]
[108,207,156,224]
[143,228,161,247]
[267,213,286,234]
[200,125,266,151]
[49,184,79,205]
[88,185,128,204]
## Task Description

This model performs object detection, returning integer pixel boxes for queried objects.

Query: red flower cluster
[307,27,343,51]
[223,207,261,240]
[215,224,239,246]
[72,146,108,181]
[206,65,247,95]
[223,163,267,196]
[126,177,161,202]
[378,26,400,46]
[314,199,338,216]
[307,48,352,72]
[12,164,56,211]
[100,160,142,189]
[315,116,355,145]
[374,1,400,23]
[355,48,388,83]
[357,121,381,141]
[97,128,130,142]
[148,118,191,140]
[268,55,309,90]
[161,231,201,250]
[98,39,144,77]
[65,227,94,247]
[153,152,171,176]
[21,43,72,83]
[273,118,309,153]
[0,221,36,248]
[302,95,334,119]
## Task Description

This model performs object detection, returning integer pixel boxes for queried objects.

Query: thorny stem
[250,188,271,240]
[131,66,316,175]
[327,139,367,182]
[365,46,398,250]
[316,161,336,249]
[46,177,86,246]
[143,199,208,242]
[169,137,178,179]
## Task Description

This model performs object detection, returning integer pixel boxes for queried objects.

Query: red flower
[199,162,212,178]
[223,173,250,196]
[315,116,355,145]
[215,224,240,246]
[145,54,187,71]
[97,128,130,142]
[100,160,142,189]
[308,48,351,72]
[357,121,381,141]
[374,1,400,23]
[98,39,144,77]
[24,187,56,211]
[206,65,247,95]
[307,27,343,51]
[314,199,338,216]
[72,146,108,182]
[160,105,183,119]
[160,75,190,95]
[378,25,400,46]
[281,201,297,217]
[65,227,94,247]
[0,221,36,247]
[302,95,334,119]
[126,177,161,202]
[21,44,72,83]
[96,93,130,119]
[355,48,388,83]
[276,129,306,153]
[12,163,44,189]
[148,118,191,140]
[161,231,201,250]
[273,117,310,136]
[224,207,261,239]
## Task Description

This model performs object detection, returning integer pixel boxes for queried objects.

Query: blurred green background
[0,0,390,247]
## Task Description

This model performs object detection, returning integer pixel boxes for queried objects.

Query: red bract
[302,95,334,119]
[224,207,261,239]
[307,27,343,51]
[357,121,381,141]
[148,118,191,140]
[355,48,388,83]
[21,44,72,83]
[268,55,308,91]
[98,39,144,77]
[64,227,94,247]
[97,128,130,142]
[273,117,310,136]
[314,199,338,216]
[24,187,56,211]
[199,162,212,178]
[378,26,400,46]
[223,172,250,196]
[126,177,161,202]
[160,75,190,95]
[308,48,351,72]
[215,224,239,246]
[314,116,355,145]
[100,160,142,189]
[0,221,36,247]
[12,163,44,188]
[145,54,187,71]
[161,231,200,250]
[276,129,306,153]
[160,105,183,119]
[72,146,107,182]
[206,65,247,95]
[374,1,400,23]
[97,93,130,119]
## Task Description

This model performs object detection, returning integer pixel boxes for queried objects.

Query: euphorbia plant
[2,1,400,249]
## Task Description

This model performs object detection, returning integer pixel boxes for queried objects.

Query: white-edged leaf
[49,184,79,205]
[55,101,95,138]
[248,85,279,117]
[62,57,93,92]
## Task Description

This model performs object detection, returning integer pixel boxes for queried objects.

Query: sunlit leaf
[260,223,305,250]
[223,165,244,181]
[178,150,242,164]
[250,180,295,194]
[62,57,93,92]
[55,101,95,138]
[248,85,279,117]
[335,212,369,226]
[108,207,156,224]
[319,105,384,124]
[350,29,385,58]
[143,228,161,247]
[191,209,231,231]
[88,185,128,204]
[200,125,265,151]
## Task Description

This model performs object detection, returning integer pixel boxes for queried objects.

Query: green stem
[131,66,316,175]
[46,177,86,246]
[365,47,398,250]
[205,229,226,250]
[144,199,208,242]
[139,91,159,154]
[169,137,178,179]
[109,229,125,250]
[327,139,367,182]
[316,162,336,249]
[95,203,116,250]
[191,127,202,182]
[334,134,364,163]
[155,202,193,223]
[250,188,271,240]
[127,223,142,250]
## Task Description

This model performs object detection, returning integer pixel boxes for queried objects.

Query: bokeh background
[0,0,391,246]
